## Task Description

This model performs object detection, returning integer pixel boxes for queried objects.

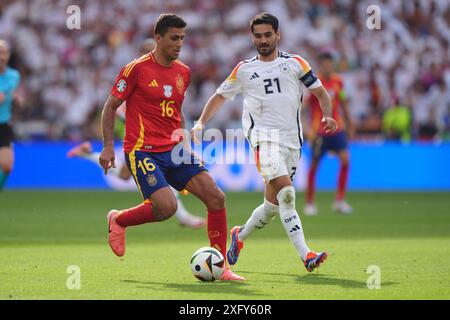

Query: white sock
[103,174,136,191]
[171,188,191,221]
[84,152,122,177]
[238,199,278,241]
[83,152,101,165]
[277,186,310,261]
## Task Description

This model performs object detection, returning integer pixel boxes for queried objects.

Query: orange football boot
[304,251,328,272]
[107,210,126,257]
[220,268,245,281]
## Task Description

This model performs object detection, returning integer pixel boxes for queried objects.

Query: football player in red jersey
[304,52,354,215]
[99,14,244,280]
[67,38,206,229]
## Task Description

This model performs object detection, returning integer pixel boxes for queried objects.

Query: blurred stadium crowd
[0,0,449,142]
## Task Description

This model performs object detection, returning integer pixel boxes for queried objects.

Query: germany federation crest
[279,62,290,73]
[175,75,184,94]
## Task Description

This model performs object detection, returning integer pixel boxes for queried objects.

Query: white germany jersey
[216,51,322,149]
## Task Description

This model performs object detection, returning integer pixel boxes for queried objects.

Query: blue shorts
[312,131,348,159]
[125,146,207,200]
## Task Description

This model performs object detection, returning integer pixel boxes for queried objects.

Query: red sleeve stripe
[228,62,243,81]
[293,56,311,73]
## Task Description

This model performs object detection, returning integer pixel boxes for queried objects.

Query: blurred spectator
[0,0,448,142]
[382,98,411,142]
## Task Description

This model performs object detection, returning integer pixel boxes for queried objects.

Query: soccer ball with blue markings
[190,247,224,281]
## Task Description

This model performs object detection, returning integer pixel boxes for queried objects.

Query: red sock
[336,163,349,201]
[307,164,317,204]
[207,208,227,262]
[116,202,157,227]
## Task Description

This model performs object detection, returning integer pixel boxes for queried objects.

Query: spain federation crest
[146,174,157,187]
[175,75,184,94]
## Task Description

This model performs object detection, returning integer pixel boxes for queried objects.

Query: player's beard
[256,43,276,57]
[163,48,179,62]
[171,49,181,60]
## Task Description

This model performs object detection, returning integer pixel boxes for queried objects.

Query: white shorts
[253,142,300,183]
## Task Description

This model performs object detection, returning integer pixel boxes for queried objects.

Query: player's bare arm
[300,98,315,142]
[180,110,192,152]
[12,93,23,108]
[1,91,22,109]
[309,86,337,134]
[99,94,123,174]
[191,93,226,144]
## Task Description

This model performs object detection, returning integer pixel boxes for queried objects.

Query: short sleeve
[216,62,243,100]
[110,61,139,101]
[292,55,322,89]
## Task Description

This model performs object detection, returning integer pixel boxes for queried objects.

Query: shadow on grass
[240,270,397,289]
[296,273,396,289]
[121,279,266,297]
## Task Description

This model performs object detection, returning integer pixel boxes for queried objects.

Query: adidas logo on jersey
[250,72,260,80]
[289,225,301,233]
[148,80,159,87]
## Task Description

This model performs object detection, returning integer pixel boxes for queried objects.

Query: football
[190,247,225,281]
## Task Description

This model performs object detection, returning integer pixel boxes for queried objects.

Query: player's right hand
[99,146,116,175]
[190,121,204,145]
[0,92,5,104]
[321,117,338,135]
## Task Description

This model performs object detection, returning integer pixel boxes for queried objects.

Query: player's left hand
[321,117,338,134]
[99,146,116,175]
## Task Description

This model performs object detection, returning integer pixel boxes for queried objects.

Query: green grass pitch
[0,190,449,300]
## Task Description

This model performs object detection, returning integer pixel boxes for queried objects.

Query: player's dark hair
[154,14,187,36]
[318,52,334,61]
[250,13,279,33]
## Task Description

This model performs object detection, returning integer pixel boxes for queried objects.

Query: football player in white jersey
[191,13,337,272]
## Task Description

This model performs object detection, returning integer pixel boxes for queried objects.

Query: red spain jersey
[111,52,191,153]
[309,73,346,136]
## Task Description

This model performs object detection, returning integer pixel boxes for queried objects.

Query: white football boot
[304,203,318,216]
[332,200,353,215]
